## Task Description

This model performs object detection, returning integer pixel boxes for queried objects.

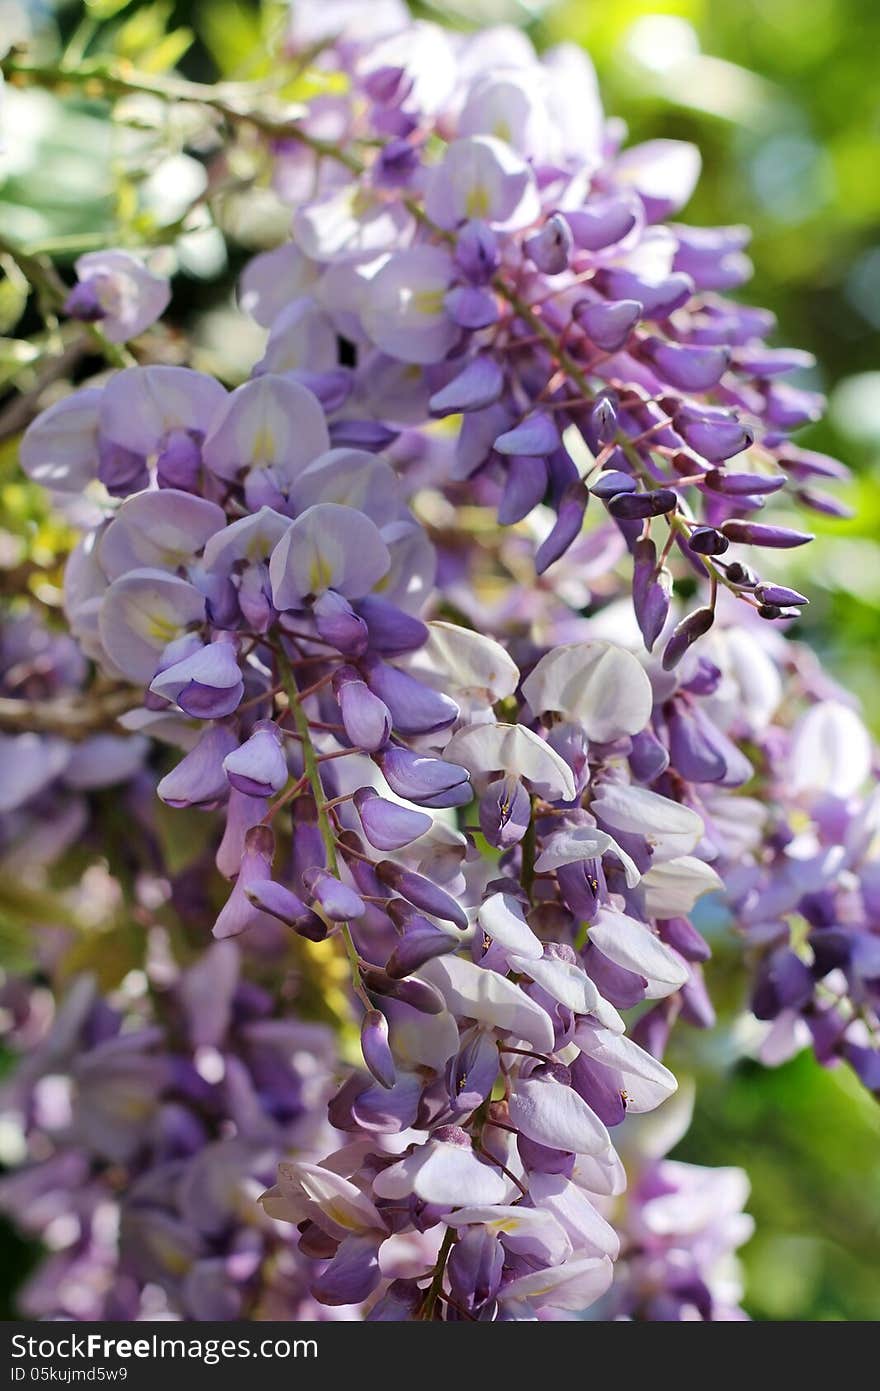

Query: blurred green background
[1,0,878,1320]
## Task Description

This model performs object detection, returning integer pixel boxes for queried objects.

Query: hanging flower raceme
[238,8,854,677]
[4,0,877,1326]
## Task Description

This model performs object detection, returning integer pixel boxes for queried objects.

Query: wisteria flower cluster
[0,0,876,1324]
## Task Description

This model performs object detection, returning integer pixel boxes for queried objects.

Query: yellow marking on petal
[252,424,276,465]
[144,611,182,644]
[324,1199,363,1231]
[493,120,512,144]
[466,185,491,219]
[309,550,334,594]
[413,288,446,317]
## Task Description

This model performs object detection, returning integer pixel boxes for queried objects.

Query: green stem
[276,647,371,1009]
[419,1226,456,1320]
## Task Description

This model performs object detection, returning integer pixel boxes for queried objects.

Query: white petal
[508,1076,610,1155]
[640,855,723,917]
[478,893,543,961]
[588,908,689,999]
[500,1254,614,1311]
[521,641,652,741]
[591,781,703,862]
[444,723,575,801]
[418,956,554,1053]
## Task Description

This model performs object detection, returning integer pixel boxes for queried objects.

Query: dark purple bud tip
[361,1010,396,1089]
[754,582,808,607]
[688,526,729,556]
[590,470,637,500]
[721,560,758,588]
[758,604,783,620]
[705,469,786,497]
[64,280,106,323]
[302,867,366,922]
[375,861,468,930]
[662,606,715,671]
[608,488,678,520]
[720,520,813,549]
[524,214,573,275]
[386,921,457,978]
[360,967,446,1015]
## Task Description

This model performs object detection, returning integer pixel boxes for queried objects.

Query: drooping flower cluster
[257,1,852,666]
[0,943,344,1320]
[1,0,876,1324]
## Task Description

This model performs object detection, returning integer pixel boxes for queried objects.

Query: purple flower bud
[596,268,693,317]
[291,794,326,884]
[797,487,854,520]
[588,396,619,452]
[590,469,637,500]
[454,221,501,284]
[479,775,531,849]
[778,446,850,482]
[535,480,589,574]
[720,520,813,549]
[674,406,753,462]
[311,1234,381,1307]
[245,879,327,940]
[498,454,549,525]
[313,590,369,657]
[158,724,239,808]
[64,280,106,323]
[448,1227,504,1314]
[574,298,641,353]
[373,137,421,188]
[751,947,814,1020]
[765,382,823,431]
[564,198,637,251]
[524,214,573,274]
[361,1010,396,1089]
[375,860,468,930]
[754,582,808,607]
[378,747,471,809]
[640,337,729,392]
[495,411,560,458]
[661,606,715,670]
[353,786,432,851]
[444,284,498,329]
[328,419,399,452]
[286,367,354,413]
[608,488,677,520]
[156,429,203,492]
[213,824,275,939]
[360,967,446,1014]
[705,469,786,496]
[429,356,505,417]
[659,916,711,963]
[356,596,428,656]
[687,526,729,556]
[150,640,244,719]
[302,868,365,922]
[363,657,459,735]
[720,560,758,588]
[386,919,457,978]
[333,666,392,751]
[222,722,287,798]
[97,437,149,496]
[633,538,671,652]
[629,728,670,782]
